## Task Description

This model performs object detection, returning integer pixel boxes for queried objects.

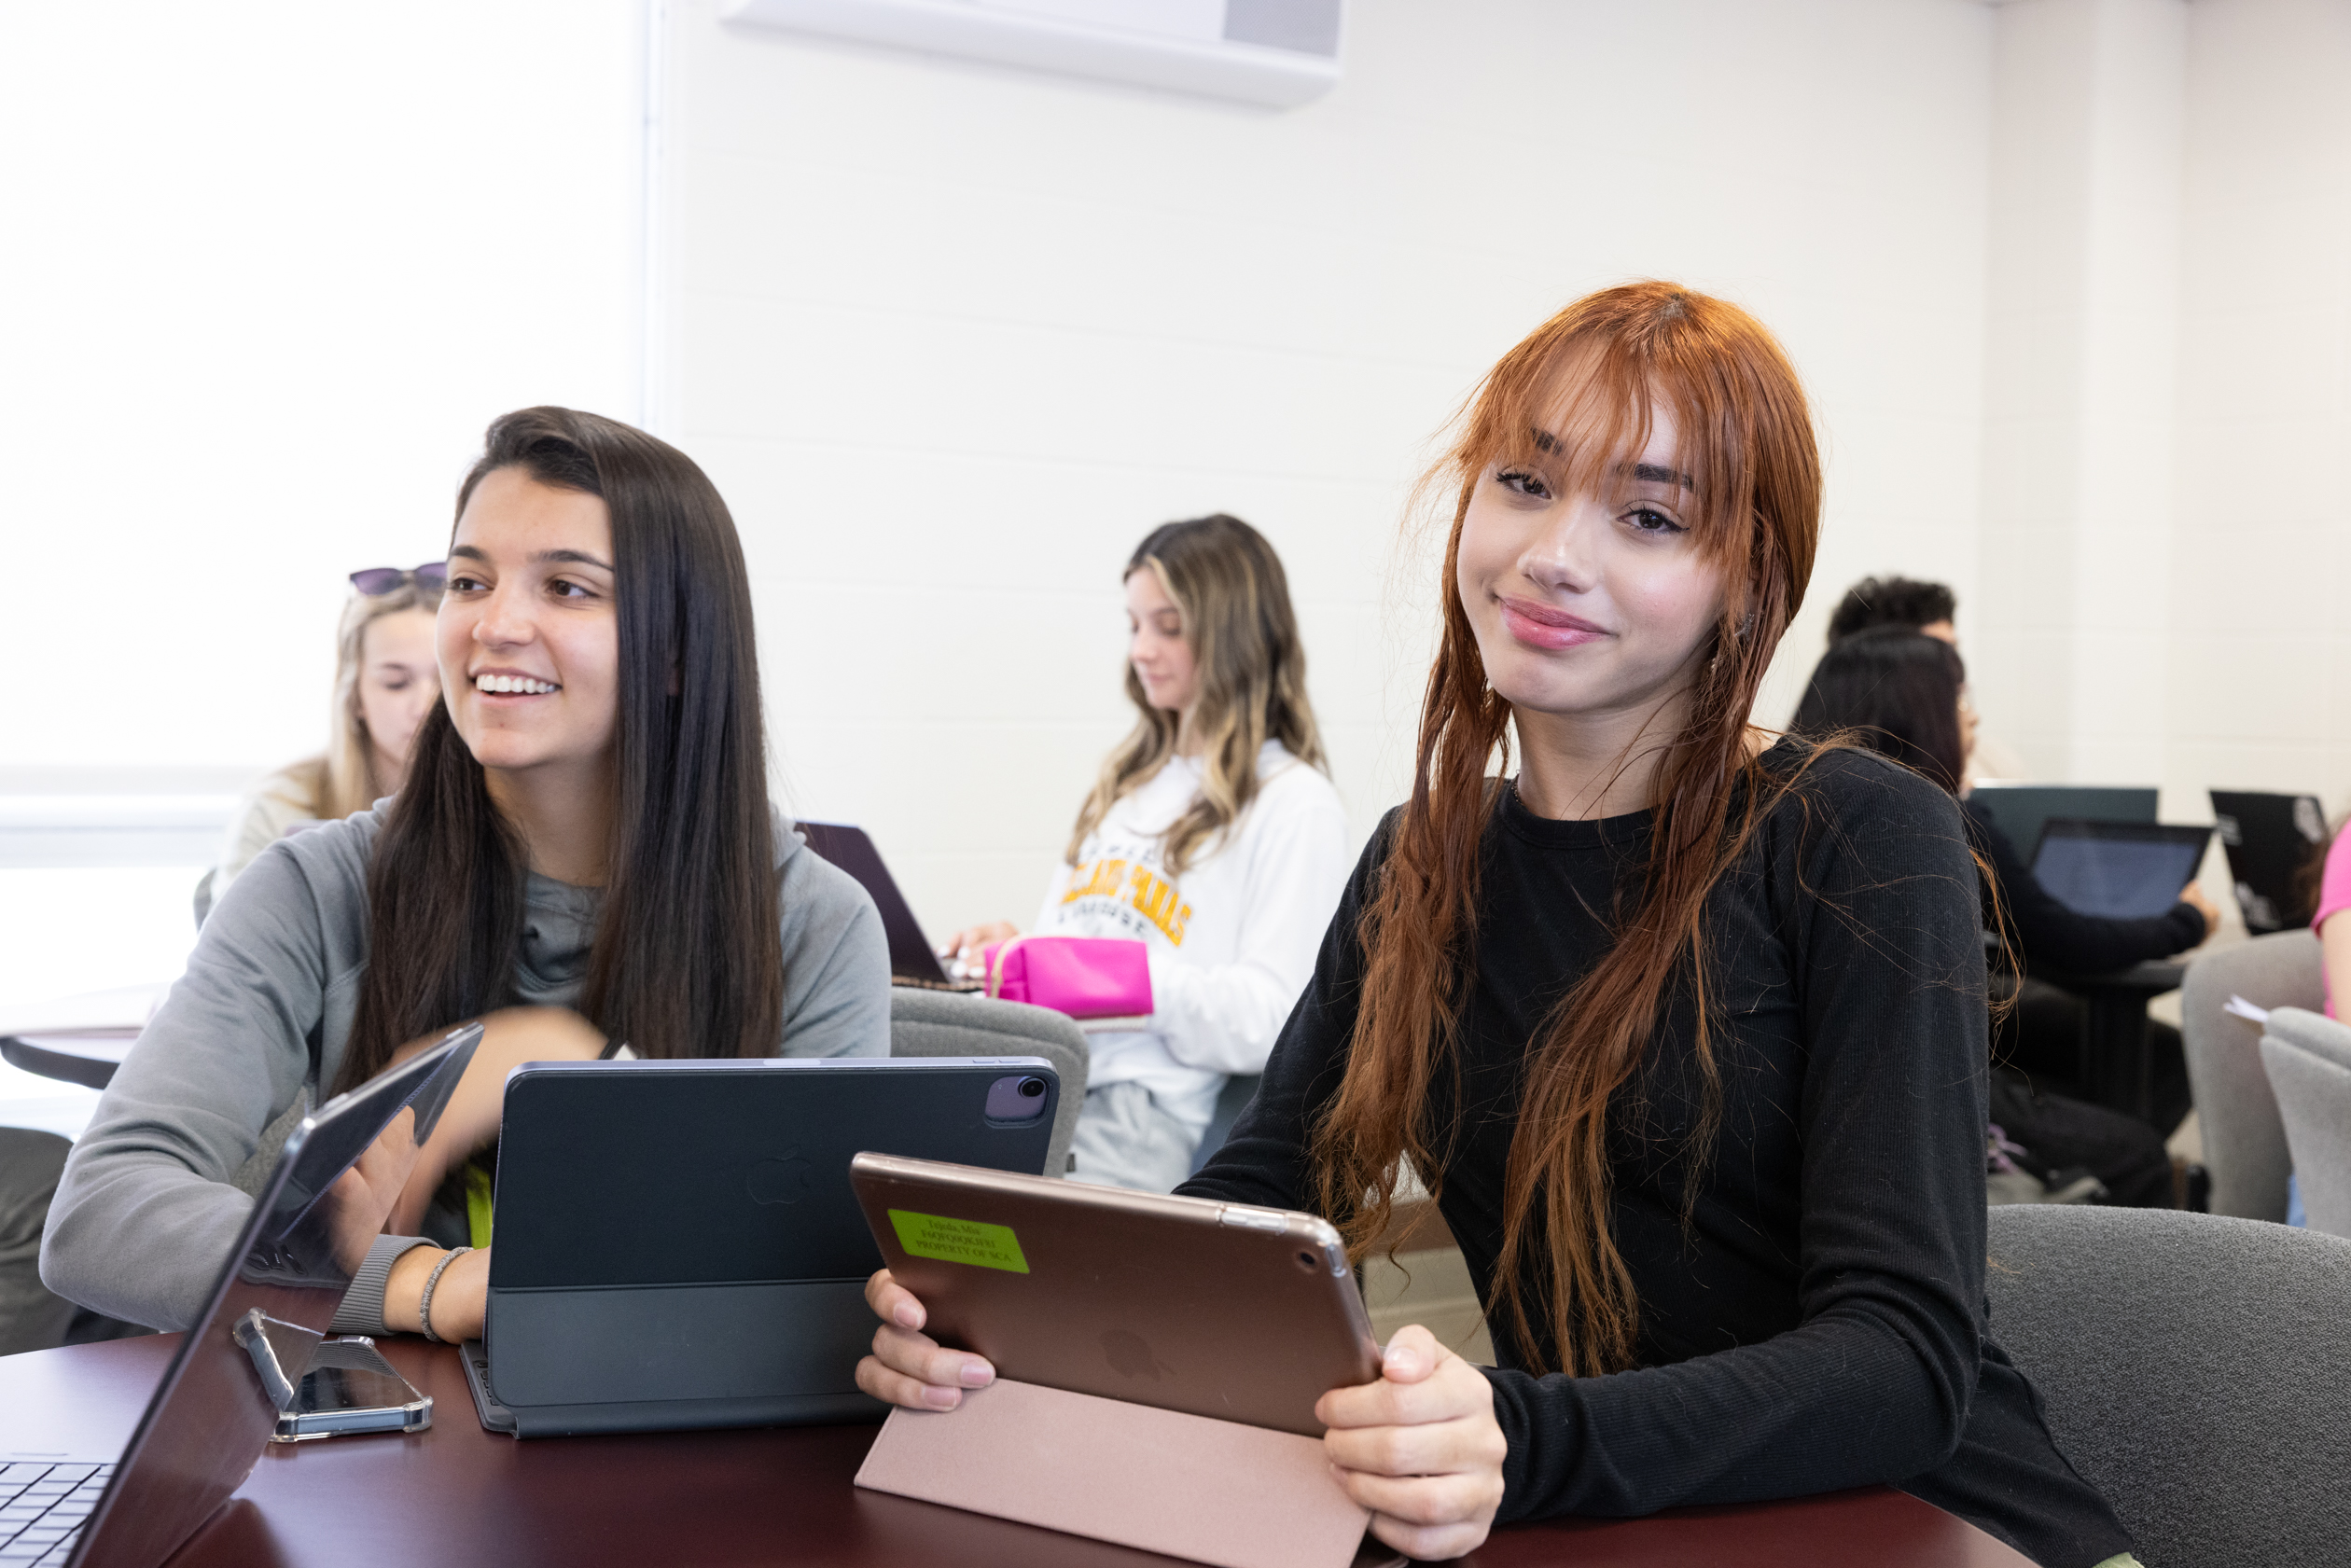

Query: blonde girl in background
[944,514,1351,1194]
[209,566,444,905]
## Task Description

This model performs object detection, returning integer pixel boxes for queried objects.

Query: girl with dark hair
[860,285,2138,1566]
[1792,627,2205,1196]
[45,408,889,1344]
[940,514,1351,1193]
[1791,623,1971,789]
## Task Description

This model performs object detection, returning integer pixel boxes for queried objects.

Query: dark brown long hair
[334,407,783,1091]
[1068,515,1327,876]
[1310,283,1825,1378]
[1790,627,1969,794]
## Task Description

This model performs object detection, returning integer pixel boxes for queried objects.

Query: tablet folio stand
[854,1378,1372,1568]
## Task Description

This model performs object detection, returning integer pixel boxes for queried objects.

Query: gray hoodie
[42,803,888,1333]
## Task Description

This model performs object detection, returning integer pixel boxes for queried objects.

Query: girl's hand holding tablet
[856,1269,997,1409]
[854,1271,1504,1561]
[1315,1324,1506,1560]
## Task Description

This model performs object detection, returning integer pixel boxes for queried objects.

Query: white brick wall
[0,1,647,779]
[656,0,2002,938]
[2167,0,2351,814]
[14,0,2345,969]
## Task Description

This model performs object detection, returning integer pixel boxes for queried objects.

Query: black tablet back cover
[482,1057,1057,1433]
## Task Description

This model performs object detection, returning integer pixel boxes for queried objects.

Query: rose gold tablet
[849,1153,1382,1437]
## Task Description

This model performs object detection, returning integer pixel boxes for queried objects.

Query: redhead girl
[46,409,889,1345]
[856,286,2136,1567]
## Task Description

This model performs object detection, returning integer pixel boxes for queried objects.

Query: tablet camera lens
[984,1074,1051,1122]
[1295,1249,1319,1272]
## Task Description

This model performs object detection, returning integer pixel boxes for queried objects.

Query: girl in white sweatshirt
[945,514,1351,1193]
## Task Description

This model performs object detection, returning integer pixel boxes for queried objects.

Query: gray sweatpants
[1067,1081,1200,1195]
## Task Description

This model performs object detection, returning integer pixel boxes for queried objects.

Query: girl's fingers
[1363,1509,1494,1563]
[855,1355,967,1410]
[860,1270,992,1404]
[1317,1355,1488,1431]
[1323,1412,1505,1479]
[1380,1324,1440,1381]
[864,1270,925,1330]
[870,1322,995,1391]
[1330,1449,1505,1520]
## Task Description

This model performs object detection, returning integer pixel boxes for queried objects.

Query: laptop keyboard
[0,1461,111,1565]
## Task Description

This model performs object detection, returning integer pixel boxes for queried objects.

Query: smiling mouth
[475,673,560,695]
[1496,596,1607,650]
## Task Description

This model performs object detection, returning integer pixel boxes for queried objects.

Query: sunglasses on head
[349,563,449,595]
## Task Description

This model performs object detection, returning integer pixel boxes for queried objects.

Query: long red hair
[1310,283,1824,1377]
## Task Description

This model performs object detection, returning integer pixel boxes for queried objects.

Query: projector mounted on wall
[721,0,1342,108]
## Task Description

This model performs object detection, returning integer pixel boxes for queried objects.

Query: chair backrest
[1187,1073,1259,1178]
[2178,930,2321,1219]
[2266,1004,2351,1071]
[886,988,1088,1179]
[2259,1006,2351,1239]
[1986,1205,2351,1567]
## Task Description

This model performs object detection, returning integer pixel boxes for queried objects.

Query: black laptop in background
[2030,819,2214,922]
[1968,784,2159,865]
[2209,790,2330,933]
[797,821,980,990]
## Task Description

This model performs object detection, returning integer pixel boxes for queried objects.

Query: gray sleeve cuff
[329,1234,436,1337]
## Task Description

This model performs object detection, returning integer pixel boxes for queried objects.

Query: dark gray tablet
[471,1055,1060,1436]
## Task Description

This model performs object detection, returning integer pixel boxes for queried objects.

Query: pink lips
[1497,596,1607,650]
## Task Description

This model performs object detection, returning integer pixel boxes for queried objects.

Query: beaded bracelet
[418,1245,475,1344]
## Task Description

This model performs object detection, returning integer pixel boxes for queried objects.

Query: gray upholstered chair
[2259,1006,2351,1239]
[886,989,1087,1179]
[2179,930,2321,1219]
[1985,1205,2351,1567]
[1188,1072,1260,1176]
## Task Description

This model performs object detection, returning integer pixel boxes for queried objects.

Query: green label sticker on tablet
[887,1209,1030,1274]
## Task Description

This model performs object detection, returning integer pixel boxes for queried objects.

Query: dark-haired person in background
[1791,627,2213,1146]
[1826,574,2025,781]
[43,408,888,1346]
[860,284,2138,1567]
[1825,572,1956,644]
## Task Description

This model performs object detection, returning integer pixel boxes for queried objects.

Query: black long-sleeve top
[1959,797,2205,973]
[1181,743,2131,1568]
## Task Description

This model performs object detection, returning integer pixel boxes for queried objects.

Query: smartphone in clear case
[264,1334,432,1441]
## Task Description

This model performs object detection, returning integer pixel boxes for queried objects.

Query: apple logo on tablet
[748,1153,814,1205]
[1101,1328,1172,1382]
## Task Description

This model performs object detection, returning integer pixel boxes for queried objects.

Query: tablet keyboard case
[480,1058,1057,1436]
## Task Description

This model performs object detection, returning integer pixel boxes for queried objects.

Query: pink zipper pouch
[980,937,1153,1020]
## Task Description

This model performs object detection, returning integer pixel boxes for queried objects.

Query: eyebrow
[1627,462,1695,490]
[1523,429,1694,490]
[448,545,616,570]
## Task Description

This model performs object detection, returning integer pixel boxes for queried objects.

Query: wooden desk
[1,1336,2031,1568]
